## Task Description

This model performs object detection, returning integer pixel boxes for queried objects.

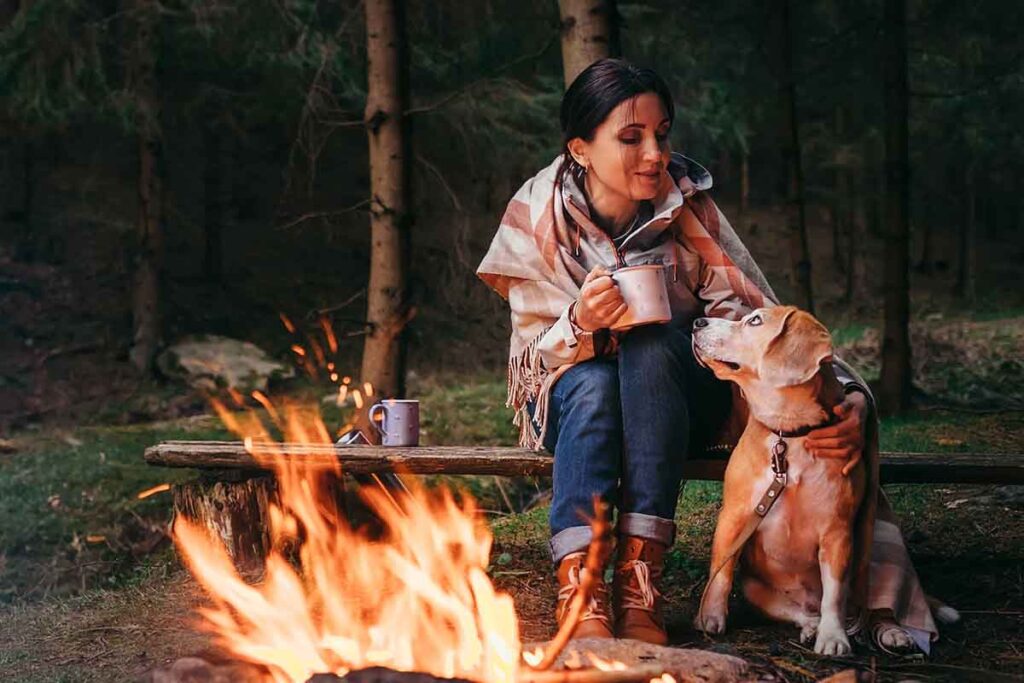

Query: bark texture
[172,473,277,576]
[361,0,411,402]
[203,116,226,283]
[772,0,814,314]
[558,0,618,87]
[128,0,164,374]
[956,161,977,302]
[879,0,912,415]
[144,441,1024,484]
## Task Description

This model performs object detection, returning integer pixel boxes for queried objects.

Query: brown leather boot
[555,551,613,639]
[613,536,668,644]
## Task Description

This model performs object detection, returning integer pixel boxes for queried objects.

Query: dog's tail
[927,595,961,625]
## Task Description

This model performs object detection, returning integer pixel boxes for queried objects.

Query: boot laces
[618,559,659,612]
[558,564,609,624]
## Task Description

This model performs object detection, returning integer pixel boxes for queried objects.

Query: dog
[691,305,866,655]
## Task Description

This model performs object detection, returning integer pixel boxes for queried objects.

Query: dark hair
[558,58,676,183]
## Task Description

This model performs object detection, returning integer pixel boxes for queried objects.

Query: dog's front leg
[816,523,854,655]
[694,509,748,634]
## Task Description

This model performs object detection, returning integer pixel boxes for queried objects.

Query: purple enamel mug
[368,399,420,447]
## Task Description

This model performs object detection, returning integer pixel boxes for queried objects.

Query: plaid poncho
[477,153,939,648]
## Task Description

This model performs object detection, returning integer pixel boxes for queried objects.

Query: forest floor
[1,312,1022,682]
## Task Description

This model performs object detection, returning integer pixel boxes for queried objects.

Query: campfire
[176,391,524,683]
[163,317,744,683]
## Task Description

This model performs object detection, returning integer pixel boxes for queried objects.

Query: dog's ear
[759,310,834,387]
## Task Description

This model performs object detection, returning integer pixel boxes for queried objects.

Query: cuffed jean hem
[618,512,675,547]
[550,525,593,563]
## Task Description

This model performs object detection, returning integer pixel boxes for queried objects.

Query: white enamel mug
[609,264,672,331]
[368,399,420,447]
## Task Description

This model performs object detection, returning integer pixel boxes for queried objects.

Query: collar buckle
[771,437,788,476]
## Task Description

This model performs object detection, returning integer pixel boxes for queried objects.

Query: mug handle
[368,403,388,437]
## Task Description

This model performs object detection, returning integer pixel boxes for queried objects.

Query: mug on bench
[369,399,420,447]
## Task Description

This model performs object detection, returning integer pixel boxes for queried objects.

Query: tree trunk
[15,138,33,261]
[955,161,977,303]
[173,473,277,577]
[203,118,226,283]
[129,0,163,374]
[558,0,618,87]
[915,213,934,273]
[773,0,814,313]
[845,168,869,307]
[831,107,847,275]
[361,0,410,403]
[879,0,912,415]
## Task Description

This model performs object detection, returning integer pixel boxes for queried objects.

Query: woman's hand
[574,266,627,331]
[805,390,869,476]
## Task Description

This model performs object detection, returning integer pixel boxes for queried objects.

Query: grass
[0,417,230,602]
[0,362,1022,681]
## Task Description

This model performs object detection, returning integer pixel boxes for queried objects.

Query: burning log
[307,667,474,682]
[149,655,266,682]
[151,642,757,683]
[540,639,755,683]
[516,668,666,683]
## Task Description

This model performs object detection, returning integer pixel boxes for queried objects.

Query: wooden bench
[145,440,1024,571]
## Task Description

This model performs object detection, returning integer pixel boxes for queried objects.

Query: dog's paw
[694,611,728,635]
[798,618,820,644]
[814,622,852,656]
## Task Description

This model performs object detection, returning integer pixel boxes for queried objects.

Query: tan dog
[691,306,866,655]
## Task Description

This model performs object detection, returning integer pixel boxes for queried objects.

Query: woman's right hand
[574,266,627,331]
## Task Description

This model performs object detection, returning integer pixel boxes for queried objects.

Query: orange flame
[279,313,297,334]
[175,395,521,682]
[137,483,171,500]
[319,316,339,355]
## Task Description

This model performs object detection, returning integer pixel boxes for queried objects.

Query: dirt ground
[486,470,1024,682]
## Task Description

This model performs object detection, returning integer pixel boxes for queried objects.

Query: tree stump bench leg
[171,470,278,577]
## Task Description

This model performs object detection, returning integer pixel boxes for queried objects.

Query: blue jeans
[531,321,731,563]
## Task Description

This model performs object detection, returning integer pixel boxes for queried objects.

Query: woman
[477,59,938,652]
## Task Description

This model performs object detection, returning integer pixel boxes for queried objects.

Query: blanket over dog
[476,154,939,648]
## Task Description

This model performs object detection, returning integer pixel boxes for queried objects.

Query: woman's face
[568,92,672,203]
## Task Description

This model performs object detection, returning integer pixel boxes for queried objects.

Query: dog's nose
[693,317,709,329]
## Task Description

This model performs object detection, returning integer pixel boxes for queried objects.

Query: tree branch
[403,32,558,117]
[275,200,369,231]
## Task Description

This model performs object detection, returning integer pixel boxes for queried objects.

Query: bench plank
[145,441,1024,484]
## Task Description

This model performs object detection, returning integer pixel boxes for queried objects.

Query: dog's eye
[747,314,763,327]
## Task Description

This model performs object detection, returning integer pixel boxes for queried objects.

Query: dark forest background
[1,0,1023,427]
